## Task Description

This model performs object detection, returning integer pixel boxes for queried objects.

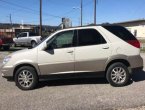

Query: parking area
[0,49,145,110]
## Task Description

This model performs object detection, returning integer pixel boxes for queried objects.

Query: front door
[38,30,75,75]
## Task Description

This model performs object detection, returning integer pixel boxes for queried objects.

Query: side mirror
[47,45,53,50]
[43,42,53,50]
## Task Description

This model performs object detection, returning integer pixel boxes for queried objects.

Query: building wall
[126,25,145,38]
[0,26,32,38]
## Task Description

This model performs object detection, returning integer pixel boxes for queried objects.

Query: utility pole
[81,0,83,26]
[39,0,42,37]
[94,0,97,25]
[9,14,13,37]
[10,14,12,25]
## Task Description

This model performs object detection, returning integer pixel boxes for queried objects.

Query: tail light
[127,40,140,48]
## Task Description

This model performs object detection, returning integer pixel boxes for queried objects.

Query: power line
[0,0,95,26]
[0,0,61,19]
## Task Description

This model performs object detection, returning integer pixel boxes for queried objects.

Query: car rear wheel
[106,62,130,87]
[15,66,38,90]
[31,41,37,48]
[3,45,10,50]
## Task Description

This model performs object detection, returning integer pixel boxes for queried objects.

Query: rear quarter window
[103,26,137,41]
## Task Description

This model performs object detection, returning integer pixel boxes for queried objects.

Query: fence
[141,43,145,51]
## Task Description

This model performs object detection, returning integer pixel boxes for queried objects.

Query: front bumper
[1,65,14,79]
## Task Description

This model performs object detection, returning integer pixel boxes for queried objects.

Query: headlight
[3,56,11,65]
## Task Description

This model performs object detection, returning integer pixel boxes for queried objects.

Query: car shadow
[36,70,145,89]
[37,73,108,89]
[38,78,108,88]
[132,70,145,82]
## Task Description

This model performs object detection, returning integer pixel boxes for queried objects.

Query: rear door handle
[67,51,74,53]
[102,46,109,49]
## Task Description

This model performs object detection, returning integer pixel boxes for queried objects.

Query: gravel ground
[0,50,145,110]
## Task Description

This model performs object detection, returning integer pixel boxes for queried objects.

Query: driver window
[49,30,74,49]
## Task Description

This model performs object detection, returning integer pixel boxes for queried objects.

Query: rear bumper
[128,55,143,69]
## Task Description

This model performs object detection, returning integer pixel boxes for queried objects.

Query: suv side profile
[1,25,143,90]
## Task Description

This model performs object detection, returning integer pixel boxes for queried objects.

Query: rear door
[75,28,111,72]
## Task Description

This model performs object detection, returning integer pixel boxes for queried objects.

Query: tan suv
[1,25,143,90]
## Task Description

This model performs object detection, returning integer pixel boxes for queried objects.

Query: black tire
[14,66,38,90]
[14,43,17,47]
[106,62,130,87]
[31,41,37,48]
[3,45,10,50]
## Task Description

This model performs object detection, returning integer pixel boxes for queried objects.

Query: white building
[115,19,145,39]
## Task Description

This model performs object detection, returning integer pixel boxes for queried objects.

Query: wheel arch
[31,39,37,44]
[105,59,131,74]
[13,63,40,79]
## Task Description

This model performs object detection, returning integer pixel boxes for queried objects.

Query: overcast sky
[0,0,145,26]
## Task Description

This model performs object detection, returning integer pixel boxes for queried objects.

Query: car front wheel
[15,66,38,90]
[106,62,130,87]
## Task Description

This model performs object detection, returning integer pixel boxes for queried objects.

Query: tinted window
[29,32,38,37]
[18,33,27,38]
[49,30,74,49]
[103,26,137,41]
[78,29,106,46]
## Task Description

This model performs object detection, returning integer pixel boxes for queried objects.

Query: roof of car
[59,24,122,31]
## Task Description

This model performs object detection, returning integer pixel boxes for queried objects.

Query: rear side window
[78,29,106,46]
[103,26,137,41]
[18,33,27,38]
[29,32,38,37]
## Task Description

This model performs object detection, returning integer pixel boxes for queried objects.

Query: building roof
[114,19,145,27]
